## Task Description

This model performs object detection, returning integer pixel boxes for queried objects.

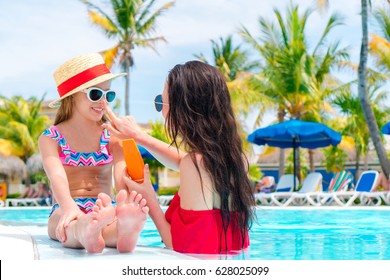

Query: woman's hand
[56,204,83,243]
[102,102,147,141]
[122,164,159,207]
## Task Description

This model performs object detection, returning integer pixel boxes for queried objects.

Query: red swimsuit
[165,193,250,254]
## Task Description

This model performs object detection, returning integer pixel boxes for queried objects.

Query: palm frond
[88,10,119,35]
[373,7,390,41]
[101,46,120,68]
[312,13,345,56]
[369,33,390,72]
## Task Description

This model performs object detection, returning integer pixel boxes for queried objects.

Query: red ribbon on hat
[57,64,111,97]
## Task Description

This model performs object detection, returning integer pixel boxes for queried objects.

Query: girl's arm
[109,135,127,192]
[38,134,82,241]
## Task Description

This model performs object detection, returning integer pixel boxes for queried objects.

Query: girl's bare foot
[75,193,115,253]
[116,190,149,253]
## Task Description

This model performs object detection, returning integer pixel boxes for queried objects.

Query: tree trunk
[309,149,315,173]
[278,149,285,178]
[295,146,301,184]
[125,60,131,115]
[364,152,369,170]
[355,148,361,179]
[295,114,302,184]
[277,109,286,179]
[358,0,390,178]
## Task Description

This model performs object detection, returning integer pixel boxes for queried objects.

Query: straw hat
[49,53,126,108]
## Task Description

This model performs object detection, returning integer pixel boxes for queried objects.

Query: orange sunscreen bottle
[122,139,144,183]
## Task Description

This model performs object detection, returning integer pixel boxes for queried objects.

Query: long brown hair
[166,61,255,251]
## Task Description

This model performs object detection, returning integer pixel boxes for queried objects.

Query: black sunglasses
[83,87,116,103]
[154,94,168,112]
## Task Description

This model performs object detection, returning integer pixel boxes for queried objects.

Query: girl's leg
[48,194,116,253]
[102,190,149,253]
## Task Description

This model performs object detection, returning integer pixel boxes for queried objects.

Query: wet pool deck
[0,223,197,260]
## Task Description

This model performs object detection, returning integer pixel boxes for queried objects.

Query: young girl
[103,61,256,254]
[39,53,148,253]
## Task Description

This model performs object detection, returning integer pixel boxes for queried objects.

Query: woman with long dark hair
[103,60,255,254]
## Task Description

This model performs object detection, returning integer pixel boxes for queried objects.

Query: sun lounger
[384,192,390,205]
[254,174,298,206]
[5,197,52,207]
[282,172,323,206]
[6,198,41,207]
[318,170,354,205]
[158,195,175,206]
[324,170,381,206]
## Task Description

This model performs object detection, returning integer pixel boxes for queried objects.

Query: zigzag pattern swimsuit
[42,125,114,216]
[42,125,113,166]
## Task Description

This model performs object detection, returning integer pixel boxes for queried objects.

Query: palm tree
[81,0,174,115]
[195,36,260,82]
[358,0,390,177]
[0,95,49,186]
[194,35,267,163]
[317,0,390,180]
[240,3,349,181]
[321,145,348,173]
[333,82,390,178]
[370,7,390,76]
[194,36,265,121]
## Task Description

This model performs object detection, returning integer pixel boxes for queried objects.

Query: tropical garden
[1,0,390,194]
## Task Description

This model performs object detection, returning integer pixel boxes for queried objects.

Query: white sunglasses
[82,87,116,103]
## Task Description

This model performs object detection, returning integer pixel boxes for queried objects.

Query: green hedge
[157,187,179,196]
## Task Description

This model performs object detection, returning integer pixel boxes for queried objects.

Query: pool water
[1,207,390,260]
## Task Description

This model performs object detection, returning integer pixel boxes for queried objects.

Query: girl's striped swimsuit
[42,125,114,216]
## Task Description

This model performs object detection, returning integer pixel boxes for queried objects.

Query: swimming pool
[1,207,390,260]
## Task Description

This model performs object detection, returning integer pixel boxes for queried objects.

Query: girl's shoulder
[38,127,60,152]
[41,125,61,142]
[107,132,121,146]
[41,124,58,134]
[107,133,124,157]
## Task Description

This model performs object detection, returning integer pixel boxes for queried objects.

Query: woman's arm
[122,165,172,248]
[102,103,185,171]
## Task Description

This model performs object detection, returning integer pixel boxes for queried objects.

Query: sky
[0,0,388,128]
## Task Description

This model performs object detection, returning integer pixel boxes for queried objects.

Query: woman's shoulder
[179,152,205,170]
[180,153,215,181]
[179,154,214,210]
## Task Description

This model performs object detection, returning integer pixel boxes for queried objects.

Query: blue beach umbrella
[381,122,390,135]
[137,145,155,160]
[247,119,342,190]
